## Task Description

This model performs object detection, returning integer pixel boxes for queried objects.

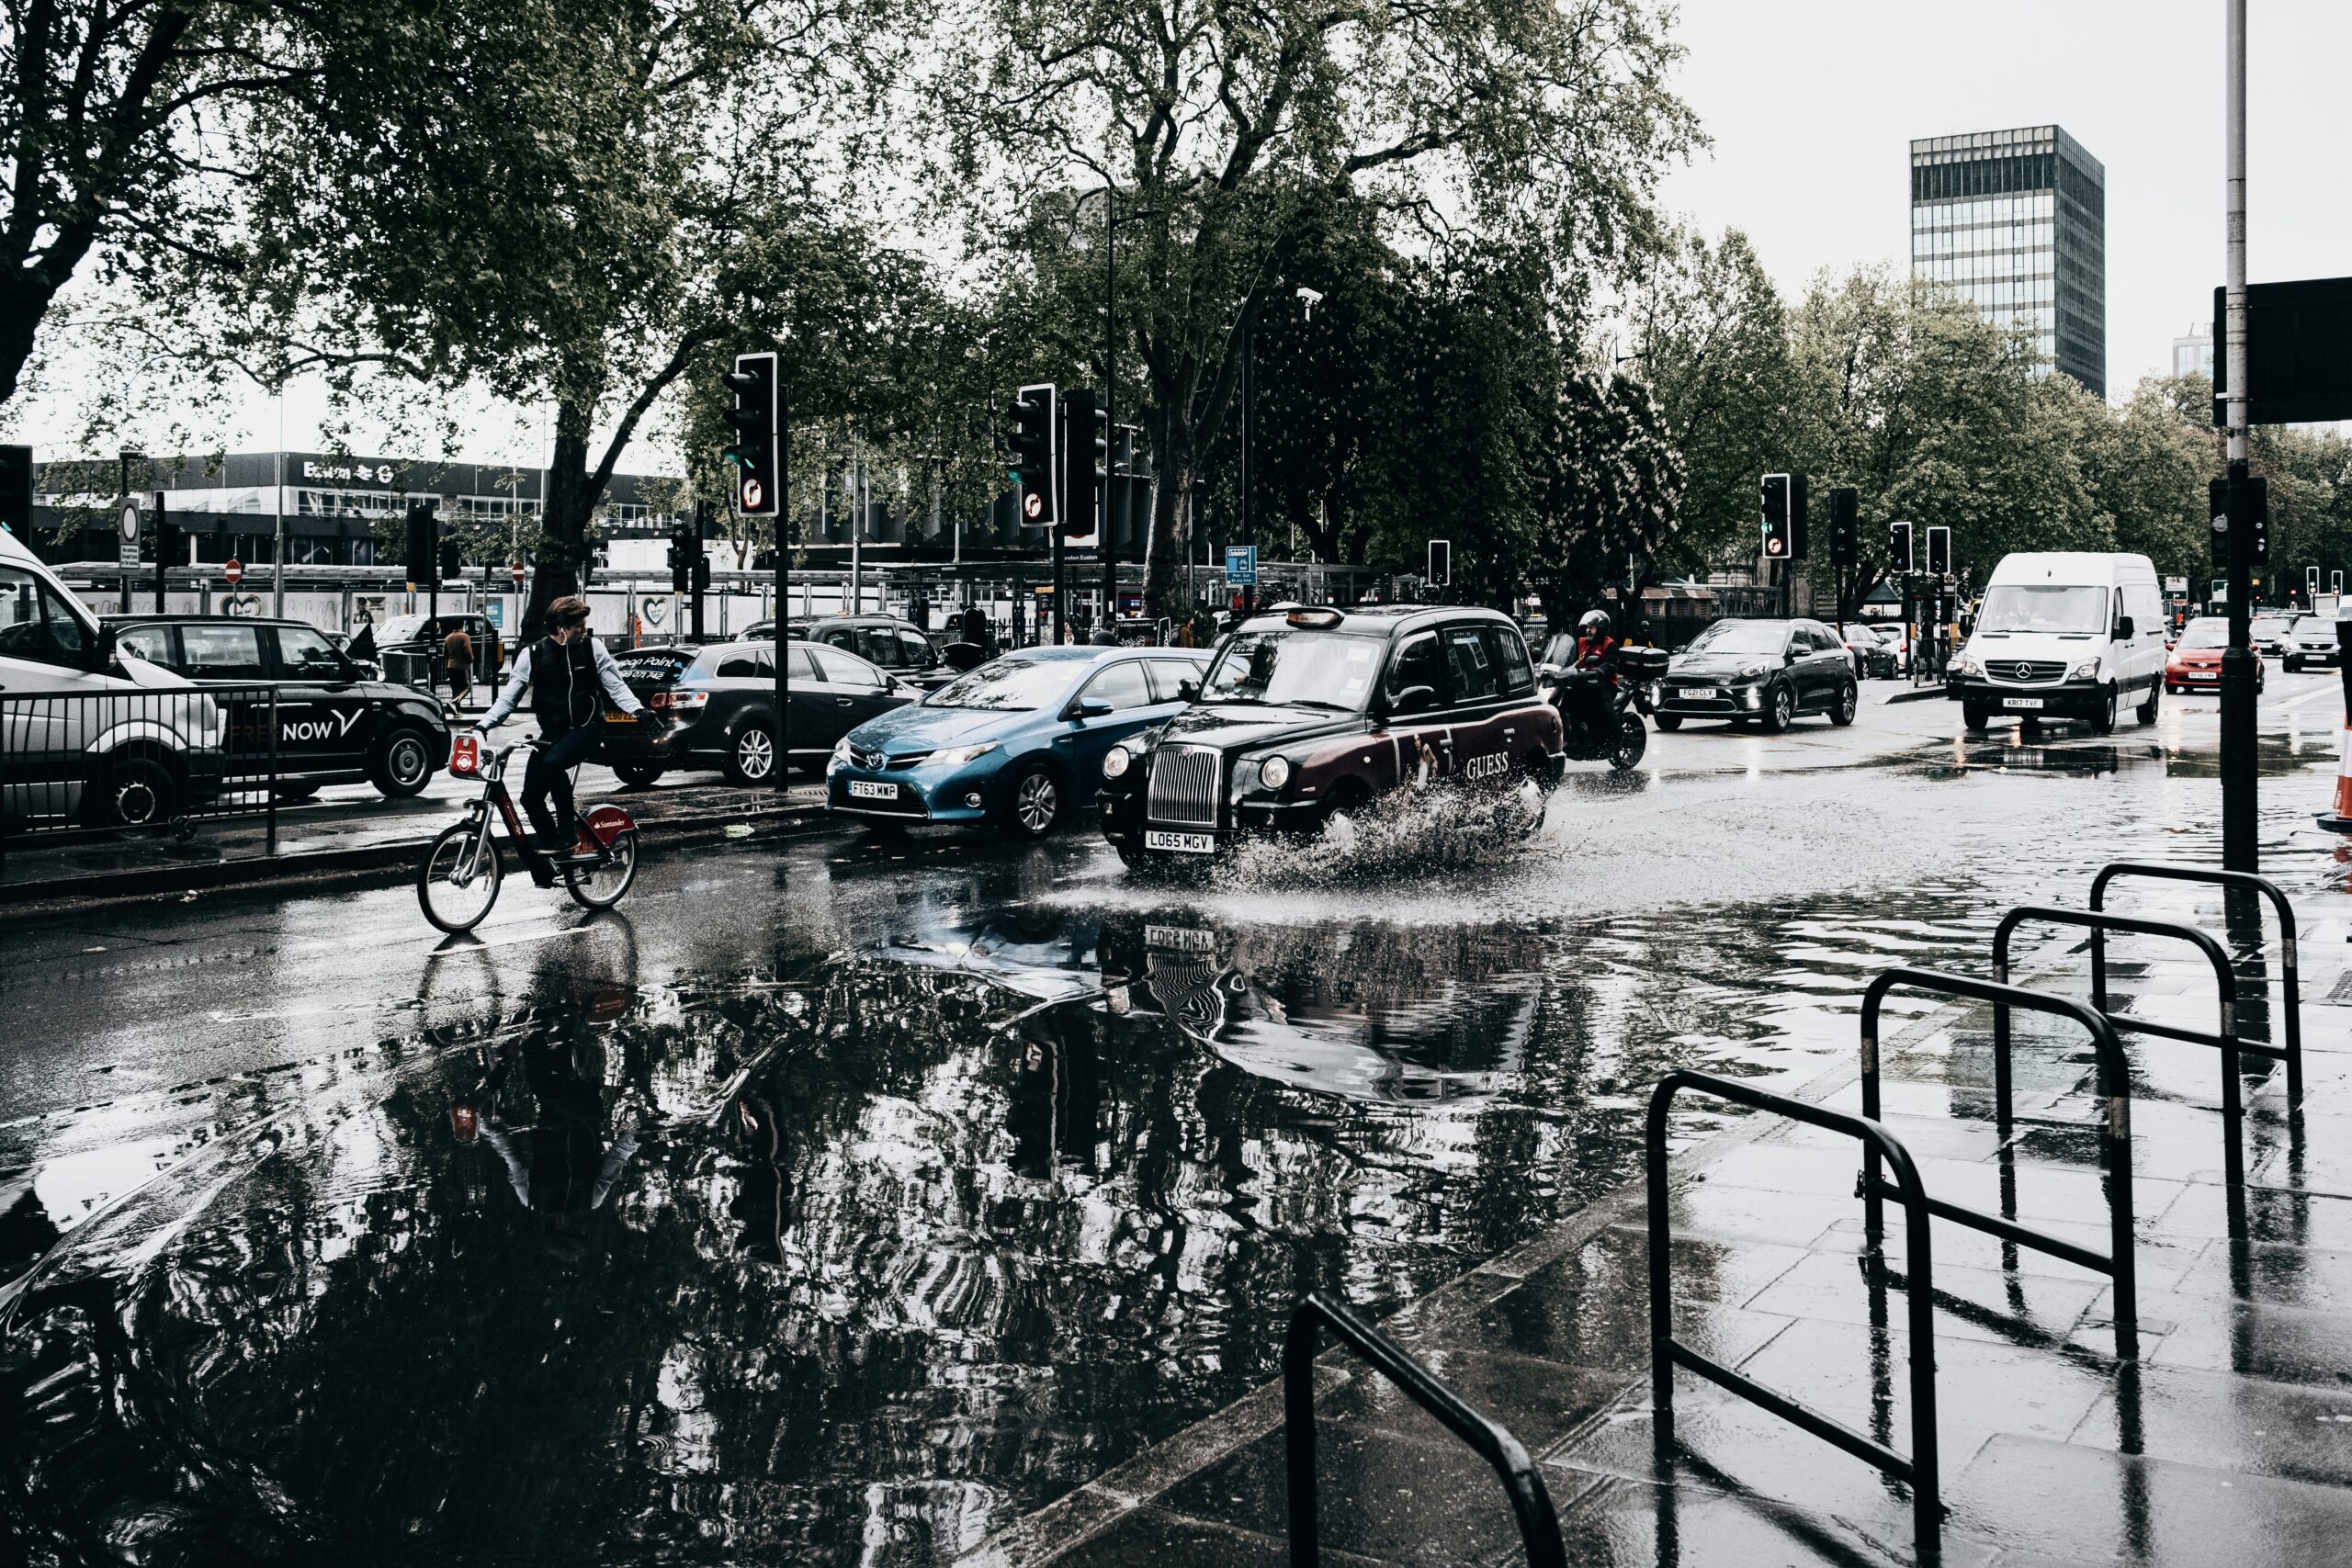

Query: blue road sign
[1225,545,1257,585]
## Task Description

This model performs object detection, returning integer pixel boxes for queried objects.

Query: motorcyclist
[478,595,666,881]
[1573,609,1619,671]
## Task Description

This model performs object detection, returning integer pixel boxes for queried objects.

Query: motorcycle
[1541,646,1668,773]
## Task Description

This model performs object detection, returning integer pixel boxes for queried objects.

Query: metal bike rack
[1860,967,2138,1359]
[2089,861,2303,1103]
[1648,1069,1943,1551]
[1284,1291,1565,1568]
[1997,904,2269,1199]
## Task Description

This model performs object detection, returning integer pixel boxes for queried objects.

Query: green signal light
[721,446,748,468]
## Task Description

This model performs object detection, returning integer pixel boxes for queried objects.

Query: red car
[2165,616,2266,694]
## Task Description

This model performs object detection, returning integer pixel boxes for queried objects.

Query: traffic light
[1061,389,1108,539]
[1926,525,1951,576]
[402,502,435,582]
[0,444,29,535]
[439,539,462,581]
[1005,383,1057,527]
[1789,473,1809,559]
[2310,566,2321,602]
[1760,474,1792,559]
[667,522,693,592]
[155,516,187,566]
[1827,487,1860,568]
[1428,538,1452,587]
[722,351,781,517]
[2210,472,2270,566]
[693,554,712,592]
[1888,520,1915,572]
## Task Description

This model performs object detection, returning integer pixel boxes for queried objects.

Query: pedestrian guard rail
[1638,859,2314,1552]
[0,682,287,856]
[1647,1070,1944,1551]
[1283,1290,1565,1568]
[1860,966,2139,1359]
[2088,861,2302,1102]
[1996,905,2269,1200]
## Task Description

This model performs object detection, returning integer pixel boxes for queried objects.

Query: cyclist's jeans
[522,725,601,849]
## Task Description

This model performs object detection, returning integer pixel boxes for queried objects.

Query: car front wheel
[2136,680,2161,724]
[999,760,1060,840]
[1760,683,1794,733]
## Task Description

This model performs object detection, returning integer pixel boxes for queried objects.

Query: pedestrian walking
[442,622,476,707]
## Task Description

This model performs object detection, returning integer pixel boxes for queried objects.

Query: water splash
[1212,779,1553,890]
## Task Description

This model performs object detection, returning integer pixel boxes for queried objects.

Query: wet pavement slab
[11,677,2352,1563]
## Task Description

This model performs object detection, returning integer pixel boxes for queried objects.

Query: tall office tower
[1910,125,2106,398]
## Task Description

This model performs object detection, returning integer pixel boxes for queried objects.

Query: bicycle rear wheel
[418,820,503,932]
[564,829,638,910]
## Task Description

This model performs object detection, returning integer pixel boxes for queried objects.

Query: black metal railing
[1284,1291,1565,1568]
[1860,967,2139,1359]
[1647,1070,1943,1552]
[2089,861,2303,1103]
[0,683,283,860]
[1996,905,2267,1205]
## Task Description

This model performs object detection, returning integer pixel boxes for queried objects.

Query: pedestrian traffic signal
[1827,487,1859,568]
[1888,520,1915,572]
[1005,384,1057,527]
[1926,525,1951,576]
[722,351,781,518]
[402,502,435,582]
[1760,474,1792,559]
[1061,389,1108,540]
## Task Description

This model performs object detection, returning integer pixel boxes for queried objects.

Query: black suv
[598,638,918,786]
[1653,617,1860,732]
[744,615,967,688]
[102,615,451,797]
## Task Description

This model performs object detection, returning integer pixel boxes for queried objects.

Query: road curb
[1883,685,1951,705]
[0,802,831,910]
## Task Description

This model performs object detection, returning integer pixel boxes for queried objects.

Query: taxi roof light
[1284,607,1342,628]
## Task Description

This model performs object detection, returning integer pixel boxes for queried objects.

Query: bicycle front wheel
[564,829,638,910]
[418,820,503,932]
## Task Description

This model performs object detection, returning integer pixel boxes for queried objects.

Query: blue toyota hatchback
[827,647,1211,838]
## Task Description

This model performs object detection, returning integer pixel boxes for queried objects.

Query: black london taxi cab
[1095,604,1565,867]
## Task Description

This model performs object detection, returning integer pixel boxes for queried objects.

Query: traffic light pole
[774,391,791,796]
[2219,0,2257,875]
[153,491,168,612]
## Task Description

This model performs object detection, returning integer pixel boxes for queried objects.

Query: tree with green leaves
[941,0,1697,617]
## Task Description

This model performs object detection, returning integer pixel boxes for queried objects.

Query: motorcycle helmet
[1578,609,1612,639]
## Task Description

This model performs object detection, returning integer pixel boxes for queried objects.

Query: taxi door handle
[835,697,853,706]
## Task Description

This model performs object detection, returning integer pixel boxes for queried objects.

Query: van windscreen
[1977,584,2108,635]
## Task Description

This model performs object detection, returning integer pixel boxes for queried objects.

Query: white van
[0,529,225,826]
[1951,551,2168,733]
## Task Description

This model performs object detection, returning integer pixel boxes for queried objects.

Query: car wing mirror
[1070,696,1114,720]
[1177,679,1200,703]
[2114,615,2135,639]
[92,623,119,671]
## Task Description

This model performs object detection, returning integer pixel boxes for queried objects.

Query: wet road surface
[7,674,2352,1563]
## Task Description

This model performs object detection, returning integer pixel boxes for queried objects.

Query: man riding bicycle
[478,596,663,883]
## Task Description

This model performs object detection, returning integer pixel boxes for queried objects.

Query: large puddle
[5,729,2347,1563]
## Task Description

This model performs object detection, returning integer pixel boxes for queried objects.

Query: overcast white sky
[20,0,2349,463]
[1656,0,2352,391]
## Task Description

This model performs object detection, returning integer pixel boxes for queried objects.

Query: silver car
[2283,614,2342,671]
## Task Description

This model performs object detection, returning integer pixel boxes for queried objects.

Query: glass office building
[1909,125,2106,398]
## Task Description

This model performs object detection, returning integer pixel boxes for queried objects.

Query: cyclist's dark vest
[529,636,601,737]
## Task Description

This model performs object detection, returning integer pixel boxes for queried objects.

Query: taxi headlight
[1258,755,1293,791]
[2069,656,2103,681]
[927,741,999,768]
[1102,745,1131,781]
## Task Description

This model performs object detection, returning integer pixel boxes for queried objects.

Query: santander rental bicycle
[417,733,639,932]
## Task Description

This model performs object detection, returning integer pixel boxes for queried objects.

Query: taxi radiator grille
[1148,749,1220,827]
